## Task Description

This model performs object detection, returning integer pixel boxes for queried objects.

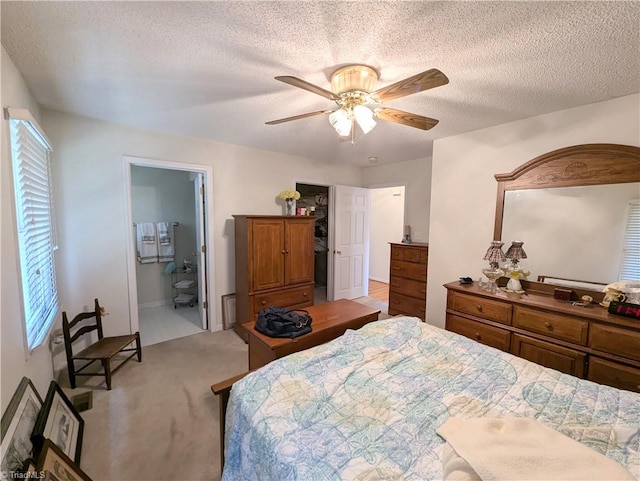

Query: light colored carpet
[77,296,387,481]
[78,329,247,481]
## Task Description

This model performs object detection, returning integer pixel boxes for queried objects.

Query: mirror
[494,144,640,288]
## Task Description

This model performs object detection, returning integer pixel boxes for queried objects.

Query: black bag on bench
[256,307,312,338]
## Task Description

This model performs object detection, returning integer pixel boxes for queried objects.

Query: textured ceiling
[2,1,639,167]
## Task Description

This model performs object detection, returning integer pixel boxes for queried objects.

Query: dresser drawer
[389,275,426,299]
[388,292,425,319]
[391,245,427,264]
[512,334,586,377]
[252,285,313,315]
[446,314,511,352]
[513,306,588,345]
[588,357,640,393]
[390,260,427,282]
[449,292,512,325]
[589,323,640,363]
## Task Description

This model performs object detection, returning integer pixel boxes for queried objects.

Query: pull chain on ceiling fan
[266,64,449,141]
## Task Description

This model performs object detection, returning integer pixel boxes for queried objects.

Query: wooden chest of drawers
[444,281,640,393]
[388,243,428,320]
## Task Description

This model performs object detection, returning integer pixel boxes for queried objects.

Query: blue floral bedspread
[222,317,640,480]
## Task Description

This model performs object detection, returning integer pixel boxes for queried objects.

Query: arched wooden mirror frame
[493,143,640,241]
[492,143,640,295]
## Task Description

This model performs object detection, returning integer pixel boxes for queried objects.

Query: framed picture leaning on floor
[36,438,92,481]
[1,377,43,475]
[31,381,84,464]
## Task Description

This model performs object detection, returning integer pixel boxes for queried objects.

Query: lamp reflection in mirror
[482,241,506,293]
[504,241,530,292]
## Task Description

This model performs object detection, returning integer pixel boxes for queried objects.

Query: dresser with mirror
[445,143,640,392]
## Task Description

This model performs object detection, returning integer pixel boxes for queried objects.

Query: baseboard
[369,276,389,284]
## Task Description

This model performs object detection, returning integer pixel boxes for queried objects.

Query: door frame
[123,155,217,333]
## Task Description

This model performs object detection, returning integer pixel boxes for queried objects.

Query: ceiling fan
[266,64,449,142]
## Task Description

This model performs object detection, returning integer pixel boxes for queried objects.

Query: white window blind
[619,200,640,282]
[8,108,58,350]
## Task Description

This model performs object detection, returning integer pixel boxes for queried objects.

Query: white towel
[136,223,158,263]
[157,222,174,262]
[437,417,636,481]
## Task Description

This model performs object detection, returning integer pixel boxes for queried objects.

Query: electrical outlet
[49,328,64,351]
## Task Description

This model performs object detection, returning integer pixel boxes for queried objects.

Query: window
[8,108,58,351]
[619,200,640,281]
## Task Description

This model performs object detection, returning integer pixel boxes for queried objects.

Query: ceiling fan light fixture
[353,105,376,134]
[329,108,352,136]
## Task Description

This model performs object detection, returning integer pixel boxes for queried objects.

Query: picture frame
[31,381,84,464]
[222,293,236,330]
[1,377,43,474]
[36,438,92,481]
[22,458,36,474]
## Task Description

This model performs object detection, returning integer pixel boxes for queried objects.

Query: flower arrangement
[278,189,300,201]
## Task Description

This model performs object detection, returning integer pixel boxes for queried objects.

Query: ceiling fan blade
[372,69,449,103]
[275,76,340,101]
[374,108,439,130]
[265,110,332,125]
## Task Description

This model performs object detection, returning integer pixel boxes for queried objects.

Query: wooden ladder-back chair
[63,299,141,390]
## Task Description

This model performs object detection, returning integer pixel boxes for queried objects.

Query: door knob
[335,250,342,255]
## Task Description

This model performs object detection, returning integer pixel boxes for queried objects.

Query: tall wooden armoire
[233,215,315,341]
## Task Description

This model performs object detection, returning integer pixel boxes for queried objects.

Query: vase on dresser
[285,199,294,215]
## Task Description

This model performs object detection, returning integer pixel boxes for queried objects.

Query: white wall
[369,186,405,282]
[42,109,363,338]
[427,94,640,329]
[362,157,432,242]
[1,47,54,410]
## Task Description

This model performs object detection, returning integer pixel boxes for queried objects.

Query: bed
[220,317,640,480]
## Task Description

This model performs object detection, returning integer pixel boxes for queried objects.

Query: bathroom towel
[136,223,158,263]
[157,222,175,262]
[139,222,156,243]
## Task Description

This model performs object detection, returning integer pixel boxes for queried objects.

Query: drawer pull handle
[475,332,482,340]
[476,305,483,312]
[261,300,266,305]
[281,250,286,254]
[544,322,552,329]
[303,292,307,297]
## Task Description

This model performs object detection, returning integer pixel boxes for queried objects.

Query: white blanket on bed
[437,417,635,481]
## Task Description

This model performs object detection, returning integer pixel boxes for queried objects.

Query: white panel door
[194,173,208,329]
[333,185,370,300]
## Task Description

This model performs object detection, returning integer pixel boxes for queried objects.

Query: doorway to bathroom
[124,157,214,347]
